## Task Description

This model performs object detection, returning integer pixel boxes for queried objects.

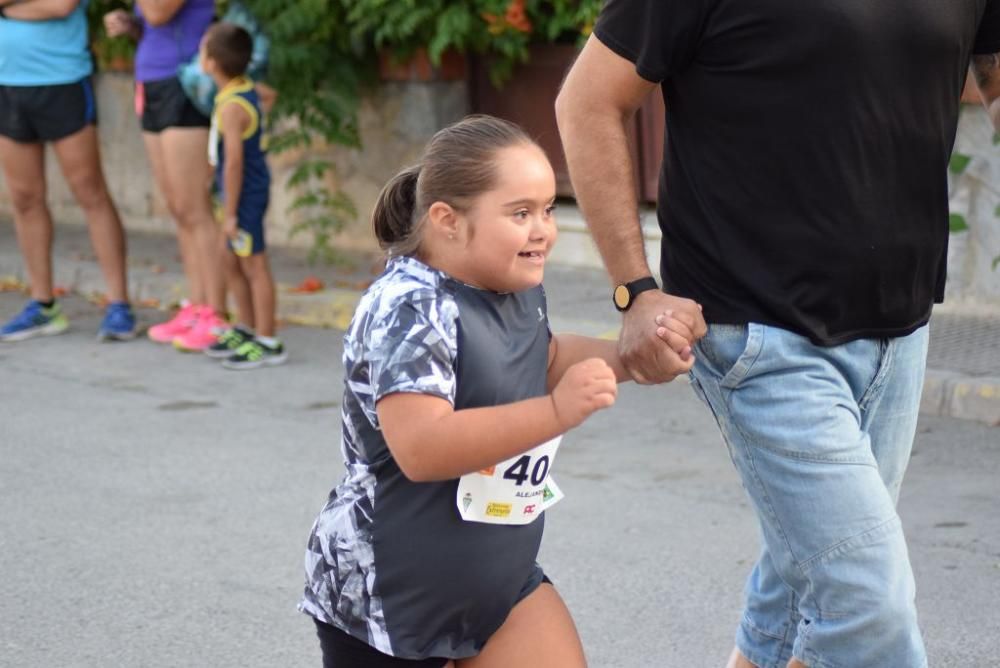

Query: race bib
[456,436,564,525]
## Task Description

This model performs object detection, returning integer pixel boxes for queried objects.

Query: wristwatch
[612,276,659,312]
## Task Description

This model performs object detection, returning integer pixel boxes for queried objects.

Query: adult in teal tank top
[0,0,136,342]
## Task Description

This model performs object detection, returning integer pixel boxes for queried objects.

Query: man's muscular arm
[555,35,706,384]
[971,54,1000,131]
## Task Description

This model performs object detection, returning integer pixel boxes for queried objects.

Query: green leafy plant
[350,0,602,84]
[245,0,369,263]
[285,160,359,264]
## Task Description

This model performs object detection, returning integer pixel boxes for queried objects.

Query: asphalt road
[1,292,997,667]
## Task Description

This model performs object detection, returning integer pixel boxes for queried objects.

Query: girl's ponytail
[372,164,421,257]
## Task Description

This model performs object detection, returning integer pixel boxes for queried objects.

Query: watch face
[613,284,631,310]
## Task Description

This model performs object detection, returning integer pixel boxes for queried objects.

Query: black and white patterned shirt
[300,256,552,660]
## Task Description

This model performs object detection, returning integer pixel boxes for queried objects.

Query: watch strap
[613,276,659,312]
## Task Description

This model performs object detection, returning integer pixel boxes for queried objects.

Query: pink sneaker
[172,308,228,352]
[148,302,198,343]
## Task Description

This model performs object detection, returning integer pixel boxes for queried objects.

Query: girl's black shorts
[315,619,449,668]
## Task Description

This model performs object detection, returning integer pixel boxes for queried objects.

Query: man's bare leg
[727,648,756,668]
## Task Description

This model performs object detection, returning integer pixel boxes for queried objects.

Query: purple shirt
[134,0,214,83]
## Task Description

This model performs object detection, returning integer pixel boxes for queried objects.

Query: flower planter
[470,43,663,202]
[378,48,467,83]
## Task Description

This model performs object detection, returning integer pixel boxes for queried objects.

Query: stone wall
[267,80,469,254]
[947,105,1000,309]
[0,72,468,254]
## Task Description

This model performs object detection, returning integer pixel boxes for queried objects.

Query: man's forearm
[557,101,652,285]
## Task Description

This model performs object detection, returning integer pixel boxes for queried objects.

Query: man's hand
[620,291,706,384]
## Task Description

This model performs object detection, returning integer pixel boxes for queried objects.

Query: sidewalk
[2,218,998,426]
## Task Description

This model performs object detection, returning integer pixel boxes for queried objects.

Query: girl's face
[454,143,558,293]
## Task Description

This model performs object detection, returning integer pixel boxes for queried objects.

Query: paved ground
[1,289,998,668]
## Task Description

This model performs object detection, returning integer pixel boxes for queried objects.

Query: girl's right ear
[427,201,459,240]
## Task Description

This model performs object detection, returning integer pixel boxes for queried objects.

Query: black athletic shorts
[313,575,554,667]
[0,77,96,143]
[137,76,210,133]
[315,619,450,668]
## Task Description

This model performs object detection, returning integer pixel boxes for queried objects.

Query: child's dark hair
[373,115,537,257]
[204,22,253,79]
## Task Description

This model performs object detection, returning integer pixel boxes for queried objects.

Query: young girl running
[299,116,695,667]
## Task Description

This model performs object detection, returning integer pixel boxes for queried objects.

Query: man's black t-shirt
[595,0,1000,345]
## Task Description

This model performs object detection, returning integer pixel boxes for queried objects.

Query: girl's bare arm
[377,357,616,482]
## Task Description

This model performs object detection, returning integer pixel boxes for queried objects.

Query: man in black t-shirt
[556,1,1000,666]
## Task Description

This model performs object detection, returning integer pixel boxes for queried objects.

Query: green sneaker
[0,300,69,342]
[222,338,288,370]
[204,325,253,359]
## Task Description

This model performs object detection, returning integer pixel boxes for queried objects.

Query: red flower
[504,0,532,33]
[483,1,532,35]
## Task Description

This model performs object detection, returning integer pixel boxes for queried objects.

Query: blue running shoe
[98,301,138,341]
[0,300,69,342]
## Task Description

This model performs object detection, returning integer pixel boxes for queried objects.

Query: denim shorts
[689,322,929,668]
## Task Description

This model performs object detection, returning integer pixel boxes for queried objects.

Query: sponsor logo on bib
[486,502,512,518]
